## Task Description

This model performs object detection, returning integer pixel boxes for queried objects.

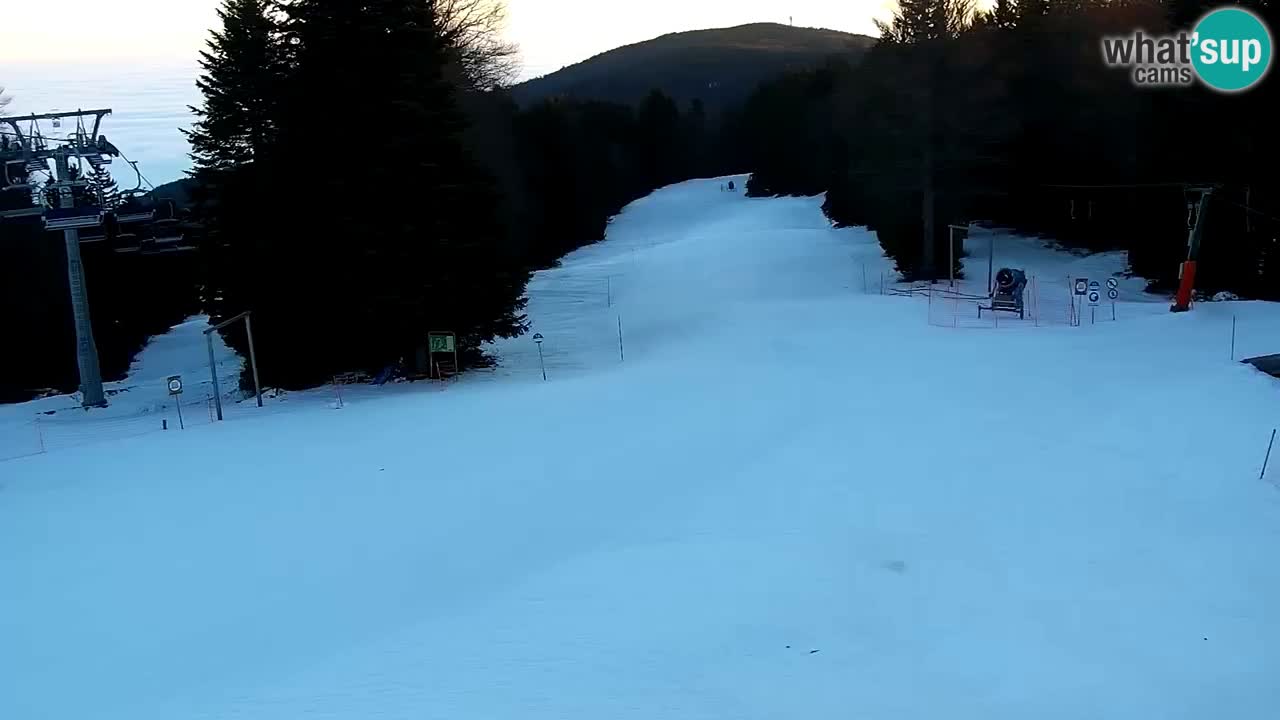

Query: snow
[0,317,244,459]
[4,176,1280,719]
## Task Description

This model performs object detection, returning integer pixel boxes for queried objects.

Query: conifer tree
[222,0,529,386]
[86,165,120,210]
[184,0,284,175]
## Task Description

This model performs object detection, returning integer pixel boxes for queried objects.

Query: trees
[438,0,521,90]
[193,0,530,388]
[184,0,283,175]
[85,165,120,210]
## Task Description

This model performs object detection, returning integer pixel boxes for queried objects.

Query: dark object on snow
[728,180,736,192]
[980,267,1027,319]
[372,364,397,386]
[1244,354,1280,379]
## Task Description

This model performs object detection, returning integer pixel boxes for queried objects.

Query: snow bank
[4,177,1280,720]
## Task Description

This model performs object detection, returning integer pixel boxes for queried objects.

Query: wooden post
[206,333,223,421]
[245,313,263,407]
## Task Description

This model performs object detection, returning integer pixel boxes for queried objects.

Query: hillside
[5,177,1280,719]
[511,23,873,111]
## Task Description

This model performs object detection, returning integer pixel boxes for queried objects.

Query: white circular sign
[1106,278,1119,290]
[167,377,183,394]
[1108,288,1119,300]
[1088,291,1100,304]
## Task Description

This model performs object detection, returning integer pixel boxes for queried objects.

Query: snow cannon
[980,268,1027,319]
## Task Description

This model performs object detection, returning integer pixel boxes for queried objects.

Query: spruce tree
[86,165,120,210]
[184,0,283,175]
[229,0,528,387]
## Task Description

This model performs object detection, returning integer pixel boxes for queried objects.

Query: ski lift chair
[112,231,143,254]
[2,160,34,191]
[114,190,155,225]
[44,206,105,231]
[150,200,184,243]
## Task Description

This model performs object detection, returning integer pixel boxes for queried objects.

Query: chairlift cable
[1223,199,1280,227]
[116,150,156,190]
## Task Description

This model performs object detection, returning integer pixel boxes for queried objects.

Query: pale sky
[2,0,896,76]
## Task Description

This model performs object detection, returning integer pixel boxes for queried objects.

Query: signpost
[1088,283,1100,324]
[427,331,458,379]
[1107,278,1119,320]
[1073,278,1088,327]
[533,333,546,381]
[167,374,185,429]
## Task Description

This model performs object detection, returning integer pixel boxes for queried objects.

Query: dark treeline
[0,1,738,401]
[742,0,1280,294]
[191,0,739,391]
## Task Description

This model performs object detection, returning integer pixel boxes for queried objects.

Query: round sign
[167,376,183,394]
[1088,291,1101,303]
[1108,288,1119,300]
[1074,279,1088,295]
[1106,278,1119,290]
[1191,7,1273,93]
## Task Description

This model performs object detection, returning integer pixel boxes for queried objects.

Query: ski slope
[4,176,1280,720]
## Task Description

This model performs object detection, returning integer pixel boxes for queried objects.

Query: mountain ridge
[511,23,874,111]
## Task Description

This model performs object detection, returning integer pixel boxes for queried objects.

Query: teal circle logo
[1191,7,1273,92]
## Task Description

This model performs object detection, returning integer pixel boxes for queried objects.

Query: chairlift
[44,206,104,231]
[114,192,155,225]
[113,232,143,254]
[151,199,184,243]
[111,162,155,224]
[0,206,45,221]
[2,160,34,191]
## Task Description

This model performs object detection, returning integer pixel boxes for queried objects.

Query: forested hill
[511,23,873,111]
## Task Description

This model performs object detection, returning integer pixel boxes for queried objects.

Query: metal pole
[207,333,223,421]
[537,344,546,381]
[245,314,263,407]
[987,233,994,296]
[607,276,612,307]
[56,150,105,407]
[1261,428,1276,481]
[949,226,955,288]
[617,316,625,362]
[175,398,185,430]
[1231,315,1237,361]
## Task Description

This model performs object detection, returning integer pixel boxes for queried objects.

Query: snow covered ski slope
[4,176,1280,720]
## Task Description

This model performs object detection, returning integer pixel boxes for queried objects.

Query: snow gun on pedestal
[979,268,1027,320]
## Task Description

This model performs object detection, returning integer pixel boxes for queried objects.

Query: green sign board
[428,333,455,353]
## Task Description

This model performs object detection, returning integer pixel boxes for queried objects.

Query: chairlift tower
[1,108,120,407]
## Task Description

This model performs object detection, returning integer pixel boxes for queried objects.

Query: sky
[1,0,895,76]
[0,0,898,184]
